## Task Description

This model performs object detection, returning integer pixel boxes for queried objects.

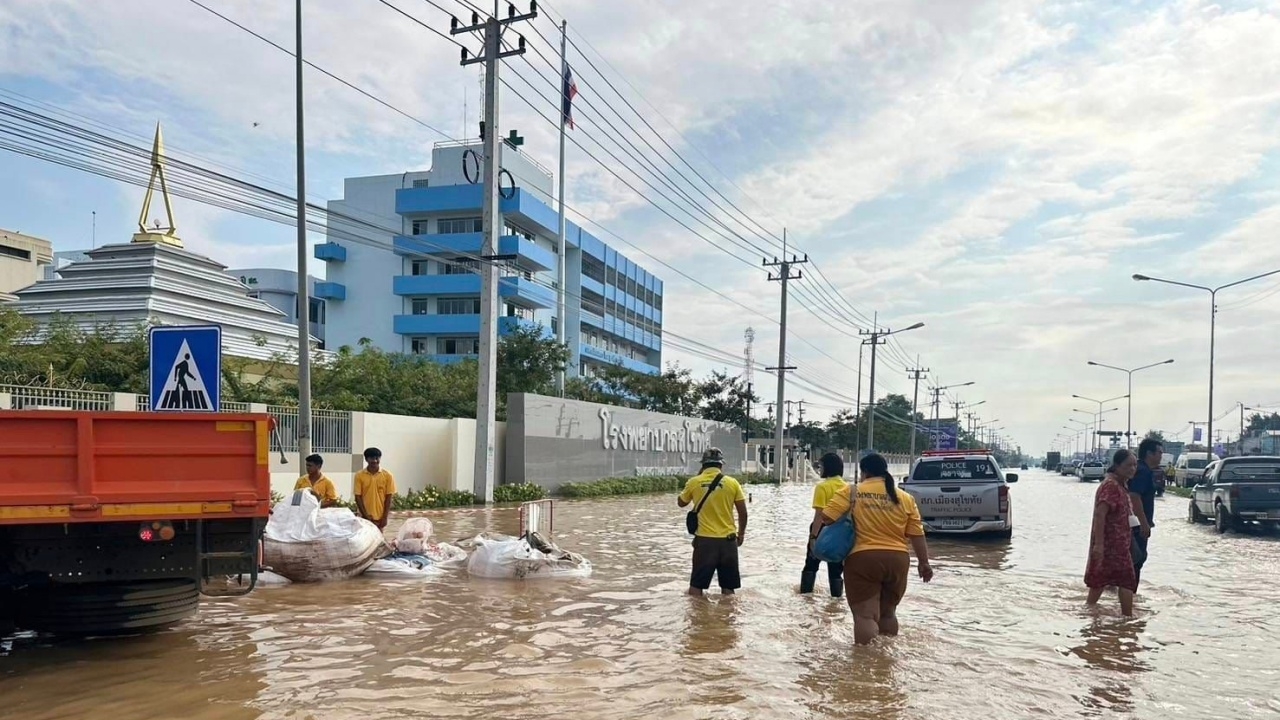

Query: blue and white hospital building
[316,140,662,377]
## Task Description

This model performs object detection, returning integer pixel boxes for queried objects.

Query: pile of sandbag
[466,532,592,580]
[263,490,390,582]
[394,518,468,568]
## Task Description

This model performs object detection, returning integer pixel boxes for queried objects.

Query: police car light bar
[920,449,990,456]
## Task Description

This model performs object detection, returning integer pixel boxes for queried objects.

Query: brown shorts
[843,550,910,615]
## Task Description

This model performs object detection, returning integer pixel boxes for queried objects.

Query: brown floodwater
[3,469,1280,719]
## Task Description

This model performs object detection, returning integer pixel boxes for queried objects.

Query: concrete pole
[473,13,502,503]
[295,0,312,465]
[773,259,789,482]
[554,19,568,396]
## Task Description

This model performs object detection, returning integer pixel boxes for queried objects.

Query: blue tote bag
[813,509,855,564]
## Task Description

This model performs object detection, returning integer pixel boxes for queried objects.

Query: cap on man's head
[363,447,382,460]
[701,447,725,466]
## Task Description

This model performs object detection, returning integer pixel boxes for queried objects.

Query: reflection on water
[3,470,1279,719]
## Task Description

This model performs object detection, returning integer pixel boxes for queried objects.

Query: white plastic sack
[263,491,389,582]
[466,533,592,580]
[366,554,445,578]
[422,542,468,568]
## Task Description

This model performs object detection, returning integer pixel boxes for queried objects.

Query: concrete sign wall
[506,393,744,490]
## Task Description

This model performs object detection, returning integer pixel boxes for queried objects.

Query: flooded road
[3,469,1280,719]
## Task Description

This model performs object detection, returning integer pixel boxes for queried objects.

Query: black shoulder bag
[686,473,725,535]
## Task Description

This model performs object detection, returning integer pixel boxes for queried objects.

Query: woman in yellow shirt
[812,453,934,645]
[801,453,849,597]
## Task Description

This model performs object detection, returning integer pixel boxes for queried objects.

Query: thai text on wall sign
[599,408,713,456]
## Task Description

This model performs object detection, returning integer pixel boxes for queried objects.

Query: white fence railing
[0,385,113,411]
[267,405,352,455]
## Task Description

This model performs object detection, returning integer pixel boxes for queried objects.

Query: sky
[2,0,1280,454]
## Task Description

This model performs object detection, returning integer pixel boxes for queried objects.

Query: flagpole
[555,18,569,396]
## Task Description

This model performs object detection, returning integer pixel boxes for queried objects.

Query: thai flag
[562,64,578,130]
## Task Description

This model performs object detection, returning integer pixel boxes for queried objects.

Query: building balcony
[393,314,548,337]
[580,343,659,374]
[313,242,347,262]
[392,274,556,309]
[392,233,555,273]
[314,282,346,301]
[395,185,564,242]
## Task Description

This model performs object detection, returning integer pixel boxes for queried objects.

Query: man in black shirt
[1129,438,1163,589]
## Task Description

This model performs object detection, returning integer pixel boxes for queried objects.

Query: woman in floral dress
[1085,449,1138,616]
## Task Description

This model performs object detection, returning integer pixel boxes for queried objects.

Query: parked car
[1188,456,1280,533]
[1154,467,1167,497]
[1079,460,1106,482]
[1020,464,1028,470]
[1174,451,1221,488]
[902,451,1017,539]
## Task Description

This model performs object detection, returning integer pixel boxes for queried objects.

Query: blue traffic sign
[149,325,221,412]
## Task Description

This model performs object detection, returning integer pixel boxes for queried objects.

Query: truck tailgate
[0,411,271,524]
[1231,483,1280,515]
[908,482,1003,525]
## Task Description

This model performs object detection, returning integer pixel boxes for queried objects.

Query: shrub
[493,483,546,503]
[391,488,479,510]
[557,475,685,498]
[270,490,284,506]
[739,472,780,485]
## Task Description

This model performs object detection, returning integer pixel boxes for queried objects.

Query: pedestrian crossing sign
[149,325,221,412]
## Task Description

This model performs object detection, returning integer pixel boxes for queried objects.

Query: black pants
[691,536,741,590]
[1132,529,1149,586]
[803,548,843,589]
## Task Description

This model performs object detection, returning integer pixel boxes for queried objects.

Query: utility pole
[295,0,312,467]
[553,18,569,396]
[907,359,929,458]
[453,1,537,502]
[743,327,755,442]
[860,316,925,451]
[764,229,807,482]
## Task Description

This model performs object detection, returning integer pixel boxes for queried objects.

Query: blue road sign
[149,325,221,412]
[929,421,960,451]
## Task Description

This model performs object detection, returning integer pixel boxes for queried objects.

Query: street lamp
[1134,268,1280,460]
[1073,394,1128,454]
[1074,405,1121,457]
[865,322,925,450]
[929,381,975,449]
[1087,359,1175,448]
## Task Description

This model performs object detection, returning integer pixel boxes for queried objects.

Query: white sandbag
[422,541,468,568]
[396,517,435,545]
[255,570,293,586]
[264,491,390,582]
[366,554,445,578]
[466,532,592,580]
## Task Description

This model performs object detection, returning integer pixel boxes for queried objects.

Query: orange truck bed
[0,410,272,525]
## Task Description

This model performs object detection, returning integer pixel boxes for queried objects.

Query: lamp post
[1087,359,1174,448]
[1065,421,1087,456]
[864,322,925,450]
[1133,268,1280,464]
[1074,406,1120,457]
[931,381,975,449]
[1073,394,1128,455]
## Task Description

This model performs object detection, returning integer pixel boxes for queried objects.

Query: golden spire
[132,122,183,248]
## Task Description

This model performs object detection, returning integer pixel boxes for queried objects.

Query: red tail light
[138,521,175,542]
[999,485,1009,513]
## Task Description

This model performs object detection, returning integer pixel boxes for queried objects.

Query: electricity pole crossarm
[860,320,925,450]
[907,362,929,458]
[451,1,538,503]
[764,230,807,482]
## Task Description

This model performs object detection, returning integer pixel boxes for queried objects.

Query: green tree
[1246,412,1280,433]
[694,370,758,428]
[496,324,570,400]
[825,408,860,451]
[1144,429,1167,443]
[789,420,829,451]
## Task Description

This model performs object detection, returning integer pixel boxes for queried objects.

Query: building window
[606,265,616,287]
[437,217,482,234]
[503,221,534,241]
[412,299,431,315]
[440,259,472,275]
[412,178,430,188]
[551,316,558,335]
[505,303,531,319]
[411,220,426,236]
[581,255,605,284]
[309,298,325,325]
[625,277,637,298]
[655,293,663,311]
[438,337,479,355]
[0,244,31,261]
[581,288,604,317]
[411,338,431,354]
[438,297,482,315]
[411,260,430,276]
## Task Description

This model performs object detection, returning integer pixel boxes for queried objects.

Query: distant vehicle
[1188,456,1280,533]
[1174,452,1221,488]
[1046,452,1061,471]
[1079,461,1105,482]
[1059,463,1073,476]
[1154,467,1167,497]
[1020,464,1028,470]
[902,450,1017,539]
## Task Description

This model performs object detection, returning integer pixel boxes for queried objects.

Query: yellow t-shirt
[812,477,848,509]
[294,475,338,505]
[354,469,397,521]
[679,468,746,538]
[822,477,924,553]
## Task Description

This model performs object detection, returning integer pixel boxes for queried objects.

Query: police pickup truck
[902,450,1017,538]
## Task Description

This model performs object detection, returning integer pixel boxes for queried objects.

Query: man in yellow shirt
[801,453,848,597]
[354,447,396,531]
[677,448,748,596]
[293,454,339,508]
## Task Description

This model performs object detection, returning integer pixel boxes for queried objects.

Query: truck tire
[1214,504,1231,535]
[14,579,199,635]
[1188,499,1208,524]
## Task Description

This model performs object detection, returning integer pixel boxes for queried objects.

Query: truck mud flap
[13,579,199,635]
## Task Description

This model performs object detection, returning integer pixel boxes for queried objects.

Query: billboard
[928,419,960,451]
[505,393,746,491]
